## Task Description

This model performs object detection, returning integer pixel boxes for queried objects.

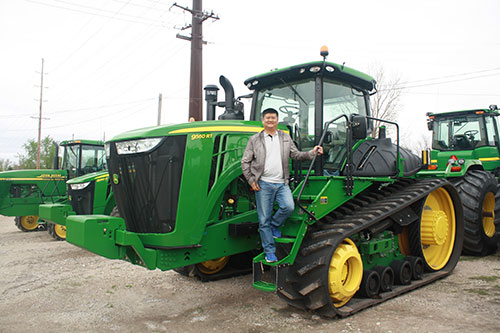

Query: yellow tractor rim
[328,238,363,308]
[420,188,456,271]
[54,224,67,239]
[196,256,230,275]
[482,192,495,238]
[21,215,39,231]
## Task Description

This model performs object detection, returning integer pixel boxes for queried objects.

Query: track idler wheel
[390,260,412,285]
[358,270,380,298]
[328,238,364,308]
[408,256,424,280]
[373,265,394,292]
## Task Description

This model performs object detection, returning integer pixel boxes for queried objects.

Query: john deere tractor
[420,105,500,256]
[0,139,106,239]
[38,170,116,240]
[64,49,463,317]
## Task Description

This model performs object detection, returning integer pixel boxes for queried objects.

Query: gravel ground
[0,214,499,332]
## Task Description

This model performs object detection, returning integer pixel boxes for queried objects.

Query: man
[241,108,323,263]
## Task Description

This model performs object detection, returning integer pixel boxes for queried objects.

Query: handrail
[296,114,349,221]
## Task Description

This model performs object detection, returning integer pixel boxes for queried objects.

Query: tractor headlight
[70,182,91,190]
[115,138,162,155]
[104,143,111,158]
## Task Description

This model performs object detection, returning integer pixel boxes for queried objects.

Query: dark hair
[262,108,278,117]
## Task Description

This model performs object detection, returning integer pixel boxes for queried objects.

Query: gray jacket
[241,130,314,185]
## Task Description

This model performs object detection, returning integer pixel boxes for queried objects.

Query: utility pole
[172,1,219,121]
[157,93,163,126]
[33,58,49,169]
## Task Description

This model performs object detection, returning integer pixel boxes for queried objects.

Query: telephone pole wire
[172,0,219,121]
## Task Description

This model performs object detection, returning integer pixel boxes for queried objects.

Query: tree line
[0,136,56,171]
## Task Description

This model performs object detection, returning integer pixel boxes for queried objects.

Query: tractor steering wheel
[464,129,478,138]
[279,105,299,124]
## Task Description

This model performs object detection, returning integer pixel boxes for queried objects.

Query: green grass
[469,276,499,283]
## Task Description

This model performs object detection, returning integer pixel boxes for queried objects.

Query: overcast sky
[1,0,499,162]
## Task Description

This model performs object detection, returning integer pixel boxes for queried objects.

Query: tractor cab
[58,140,107,179]
[426,105,500,173]
[241,51,421,180]
[245,60,372,175]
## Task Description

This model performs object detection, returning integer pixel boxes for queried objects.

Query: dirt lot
[0,215,499,332]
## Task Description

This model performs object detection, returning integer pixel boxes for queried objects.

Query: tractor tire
[14,216,40,232]
[456,170,499,256]
[47,223,66,241]
[173,252,255,281]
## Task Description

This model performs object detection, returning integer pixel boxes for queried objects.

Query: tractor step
[275,236,295,244]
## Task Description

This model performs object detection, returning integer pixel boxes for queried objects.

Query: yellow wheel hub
[21,215,39,231]
[482,192,495,238]
[420,188,456,271]
[328,238,363,308]
[196,256,230,275]
[54,224,66,239]
[421,210,449,246]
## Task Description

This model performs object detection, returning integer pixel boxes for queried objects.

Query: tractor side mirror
[427,120,433,131]
[351,115,367,140]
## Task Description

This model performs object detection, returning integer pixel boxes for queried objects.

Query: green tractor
[420,105,500,256]
[64,50,463,317]
[38,170,116,240]
[0,139,106,239]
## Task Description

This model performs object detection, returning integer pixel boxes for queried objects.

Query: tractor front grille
[108,136,186,233]
[68,181,95,215]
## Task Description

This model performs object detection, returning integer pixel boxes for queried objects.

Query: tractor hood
[67,170,109,185]
[106,120,278,142]
[0,169,66,181]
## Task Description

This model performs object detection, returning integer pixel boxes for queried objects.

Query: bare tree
[0,158,13,171]
[401,132,431,155]
[369,65,404,138]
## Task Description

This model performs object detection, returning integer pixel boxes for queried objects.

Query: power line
[378,67,500,91]
[25,0,169,27]
[379,72,500,92]
[0,97,156,118]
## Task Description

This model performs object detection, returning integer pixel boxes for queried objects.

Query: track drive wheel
[47,223,66,241]
[14,215,39,232]
[457,171,499,256]
[409,186,459,271]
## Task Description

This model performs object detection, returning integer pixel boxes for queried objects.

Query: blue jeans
[255,180,295,255]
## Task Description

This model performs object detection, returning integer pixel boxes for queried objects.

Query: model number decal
[191,133,213,140]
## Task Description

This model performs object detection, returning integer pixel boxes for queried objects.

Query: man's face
[262,113,278,132]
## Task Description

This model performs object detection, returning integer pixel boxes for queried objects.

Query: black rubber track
[276,178,464,318]
[454,170,499,256]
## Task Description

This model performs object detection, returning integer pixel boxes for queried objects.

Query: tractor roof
[244,61,376,92]
[427,108,500,118]
[60,139,104,146]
